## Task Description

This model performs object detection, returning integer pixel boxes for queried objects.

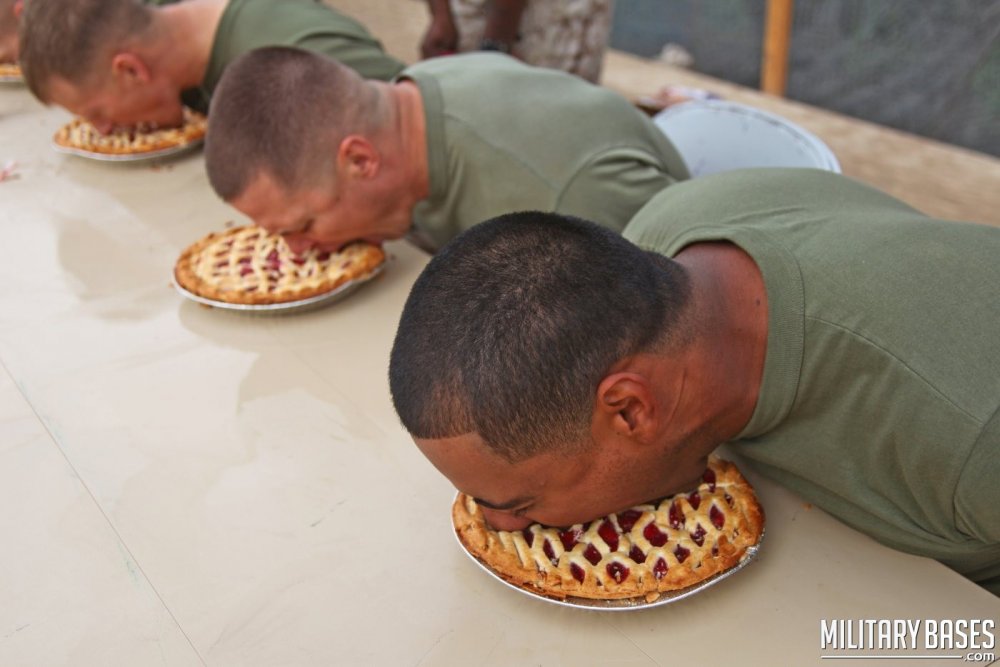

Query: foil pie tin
[652,100,840,176]
[172,262,385,315]
[52,138,204,163]
[453,501,764,611]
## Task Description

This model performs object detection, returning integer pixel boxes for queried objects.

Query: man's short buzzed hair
[389,211,693,462]
[19,0,154,101]
[205,46,383,201]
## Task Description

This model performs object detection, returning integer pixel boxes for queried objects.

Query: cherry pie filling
[175,226,385,305]
[524,470,729,578]
[454,459,763,600]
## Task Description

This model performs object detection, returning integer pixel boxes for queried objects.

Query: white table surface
[1,77,997,667]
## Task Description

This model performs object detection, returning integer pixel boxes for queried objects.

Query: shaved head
[205,46,385,201]
[389,211,693,462]
[19,0,154,101]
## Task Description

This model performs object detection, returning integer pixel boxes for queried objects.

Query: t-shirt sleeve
[296,34,404,81]
[556,147,683,234]
[954,408,1000,543]
[209,0,405,86]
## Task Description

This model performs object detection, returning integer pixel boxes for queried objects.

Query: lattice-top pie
[174,225,386,306]
[53,107,207,156]
[0,62,20,79]
[453,457,764,602]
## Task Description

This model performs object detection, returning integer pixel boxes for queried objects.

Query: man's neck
[153,0,228,89]
[384,79,430,205]
[674,242,769,442]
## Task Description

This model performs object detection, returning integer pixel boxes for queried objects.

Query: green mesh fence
[611,0,1000,157]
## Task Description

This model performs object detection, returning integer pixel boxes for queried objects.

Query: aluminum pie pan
[172,262,385,315]
[52,137,204,162]
[453,507,763,611]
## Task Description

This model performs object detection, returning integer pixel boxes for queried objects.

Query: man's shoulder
[222,0,372,36]
[400,52,612,99]
[401,52,530,79]
[403,53,652,140]
[624,168,929,249]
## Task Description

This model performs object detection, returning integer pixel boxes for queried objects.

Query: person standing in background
[421,0,613,83]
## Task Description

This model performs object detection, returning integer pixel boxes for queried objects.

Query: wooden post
[761,0,794,96]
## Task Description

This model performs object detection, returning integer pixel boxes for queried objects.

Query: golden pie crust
[174,225,386,306]
[53,107,207,155]
[0,62,20,78]
[453,456,764,602]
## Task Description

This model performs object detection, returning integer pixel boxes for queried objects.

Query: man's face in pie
[413,430,706,533]
[0,0,21,63]
[0,31,16,63]
[230,171,407,254]
[46,75,184,134]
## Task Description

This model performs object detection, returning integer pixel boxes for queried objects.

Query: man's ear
[593,372,657,442]
[336,135,379,179]
[110,52,151,86]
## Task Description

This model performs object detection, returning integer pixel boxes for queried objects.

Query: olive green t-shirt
[182,0,404,111]
[624,168,1000,593]
[399,53,690,251]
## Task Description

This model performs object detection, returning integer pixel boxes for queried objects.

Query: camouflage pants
[450,0,614,83]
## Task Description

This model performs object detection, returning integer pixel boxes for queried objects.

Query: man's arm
[480,0,527,53]
[422,0,529,58]
[421,0,459,58]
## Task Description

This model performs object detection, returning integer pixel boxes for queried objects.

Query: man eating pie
[203,47,688,255]
[17,0,403,135]
[388,170,1000,598]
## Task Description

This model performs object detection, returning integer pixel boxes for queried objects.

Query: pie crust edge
[53,110,207,156]
[0,62,20,78]
[173,226,386,306]
[453,456,765,602]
